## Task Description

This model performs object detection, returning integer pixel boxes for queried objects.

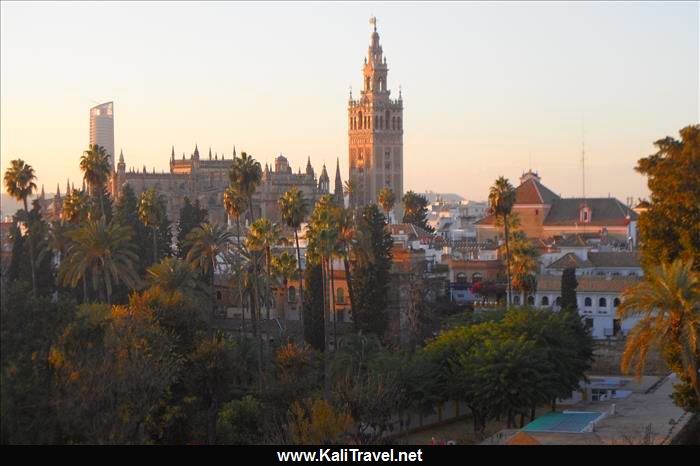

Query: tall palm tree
[488,176,516,308]
[224,184,248,327]
[617,259,700,401]
[138,187,166,264]
[79,144,112,218]
[506,231,540,305]
[247,218,281,320]
[185,222,234,327]
[377,187,396,221]
[272,251,298,322]
[229,151,264,380]
[4,159,38,295]
[336,207,356,320]
[279,187,309,329]
[58,218,141,304]
[306,195,340,399]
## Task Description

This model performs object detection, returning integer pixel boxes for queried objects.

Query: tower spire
[334,157,343,205]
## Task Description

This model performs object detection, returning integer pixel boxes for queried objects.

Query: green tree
[377,187,396,220]
[1,283,76,444]
[635,125,700,271]
[62,188,90,224]
[489,177,516,308]
[303,264,326,352]
[229,152,264,377]
[224,185,248,329]
[185,335,255,445]
[272,251,298,322]
[4,158,38,295]
[216,396,264,445]
[507,231,539,305]
[401,190,433,232]
[185,223,234,326]
[49,302,181,444]
[561,267,578,311]
[279,187,309,331]
[247,218,281,320]
[351,204,393,337]
[617,259,700,405]
[176,197,209,259]
[58,219,141,304]
[138,187,166,265]
[146,256,202,298]
[79,144,112,219]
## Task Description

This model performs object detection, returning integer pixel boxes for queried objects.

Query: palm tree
[617,259,700,401]
[79,144,112,218]
[185,222,234,326]
[336,207,356,320]
[4,159,38,295]
[224,184,248,327]
[279,187,309,330]
[272,251,298,322]
[507,231,540,305]
[146,256,201,297]
[229,151,264,380]
[377,187,396,221]
[62,188,90,224]
[307,195,340,399]
[247,218,281,320]
[58,218,141,303]
[488,176,516,308]
[138,187,166,264]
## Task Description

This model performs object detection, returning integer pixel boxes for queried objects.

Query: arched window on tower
[386,110,391,130]
[398,117,402,130]
[358,111,363,130]
[365,76,370,91]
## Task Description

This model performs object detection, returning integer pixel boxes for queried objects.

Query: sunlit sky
[1,1,698,205]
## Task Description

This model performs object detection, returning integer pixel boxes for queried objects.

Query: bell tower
[348,17,403,212]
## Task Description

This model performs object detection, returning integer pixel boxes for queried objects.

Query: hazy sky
[1,1,698,203]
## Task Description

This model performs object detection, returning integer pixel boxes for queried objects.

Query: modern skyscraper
[348,18,404,213]
[89,101,115,172]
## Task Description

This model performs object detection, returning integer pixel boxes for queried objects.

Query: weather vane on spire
[369,16,377,31]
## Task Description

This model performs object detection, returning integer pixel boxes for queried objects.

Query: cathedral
[109,146,341,225]
[348,18,404,214]
[40,19,403,227]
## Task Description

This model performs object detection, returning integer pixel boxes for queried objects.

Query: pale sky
[1,1,698,204]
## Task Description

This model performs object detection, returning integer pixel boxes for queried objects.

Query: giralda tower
[348,18,403,213]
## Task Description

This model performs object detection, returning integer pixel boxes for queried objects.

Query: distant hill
[0,193,45,220]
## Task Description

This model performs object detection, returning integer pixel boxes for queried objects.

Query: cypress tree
[560,267,578,311]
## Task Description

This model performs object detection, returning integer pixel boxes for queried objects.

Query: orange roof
[506,432,541,445]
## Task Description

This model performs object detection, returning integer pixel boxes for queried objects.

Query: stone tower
[348,17,403,212]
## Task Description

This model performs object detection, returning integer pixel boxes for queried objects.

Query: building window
[456,272,467,284]
[472,272,483,283]
[599,297,607,308]
[584,297,592,307]
[613,298,620,308]
[216,291,222,301]
[555,296,561,306]
[336,288,345,304]
[527,295,535,305]
[541,296,549,306]
[288,286,297,303]
[513,295,521,305]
